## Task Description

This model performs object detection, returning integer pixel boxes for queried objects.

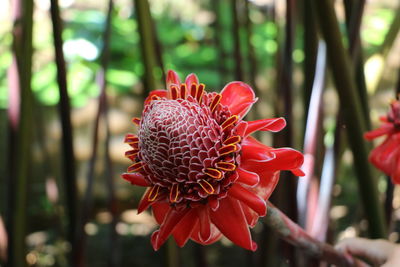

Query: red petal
[185,73,199,88]
[249,170,280,201]
[242,138,304,174]
[241,202,259,227]
[137,188,154,214]
[364,123,395,140]
[152,202,170,224]
[228,184,266,216]
[172,209,198,247]
[144,90,167,105]
[369,134,400,176]
[197,207,212,242]
[241,136,276,163]
[265,148,304,172]
[210,197,257,251]
[121,173,149,186]
[152,208,190,250]
[166,70,180,89]
[190,221,222,245]
[291,168,305,176]
[235,121,248,136]
[236,167,260,187]
[244,118,286,136]
[220,82,257,118]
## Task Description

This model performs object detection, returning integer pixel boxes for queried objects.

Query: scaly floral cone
[123,70,304,251]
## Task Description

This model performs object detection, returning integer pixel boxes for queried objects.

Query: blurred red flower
[123,70,304,251]
[364,100,400,184]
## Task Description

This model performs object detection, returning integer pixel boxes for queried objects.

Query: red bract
[123,70,304,251]
[365,100,400,184]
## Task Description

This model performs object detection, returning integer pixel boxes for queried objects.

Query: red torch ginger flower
[365,100,400,183]
[123,70,304,251]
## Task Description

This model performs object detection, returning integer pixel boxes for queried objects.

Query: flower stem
[265,202,354,266]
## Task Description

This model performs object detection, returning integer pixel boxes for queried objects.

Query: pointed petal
[144,90,168,105]
[235,120,248,136]
[228,184,266,216]
[241,202,259,227]
[185,73,199,88]
[152,208,190,250]
[137,187,154,214]
[369,134,400,176]
[242,137,304,174]
[210,197,257,251]
[122,173,149,186]
[190,221,222,245]
[264,148,304,172]
[166,70,180,89]
[291,168,305,176]
[249,170,280,201]
[364,123,394,140]
[244,118,286,136]
[220,82,257,118]
[236,167,260,187]
[152,202,171,224]
[172,209,198,247]
[241,136,276,163]
[197,207,212,242]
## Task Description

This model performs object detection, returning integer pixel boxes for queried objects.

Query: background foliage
[0,0,400,266]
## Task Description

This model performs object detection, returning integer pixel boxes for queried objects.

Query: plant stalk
[314,0,386,238]
[265,202,354,266]
[134,0,159,94]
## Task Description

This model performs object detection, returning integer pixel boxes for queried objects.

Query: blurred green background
[1,0,400,266]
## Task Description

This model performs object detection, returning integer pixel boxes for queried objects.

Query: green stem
[314,0,386,238]
[8,0,34,266]
[134,0,158,94]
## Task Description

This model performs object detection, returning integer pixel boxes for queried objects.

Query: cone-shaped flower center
[134,84,242,208]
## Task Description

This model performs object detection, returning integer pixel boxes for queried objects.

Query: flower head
[123,70,304,251]
[365,100,400,183]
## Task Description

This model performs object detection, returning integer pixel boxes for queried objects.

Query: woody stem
[265,201,355,266]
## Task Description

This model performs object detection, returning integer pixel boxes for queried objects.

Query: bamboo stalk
[99,1,118,266]
[297,41,327,228]
[134,0,159,94]
[308,0,369,243]
[74,1,117,266]
[265,202,355,266]
[314,0,386,238]
[7,0,34,266]
[49,1,78,264]
[243,0,258,92]
[272,1,298,265]
[378,6,400,57]
[231,0,244,81]
[302,0,318,115]
[212,0,228,88]
[344,0,370,129]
